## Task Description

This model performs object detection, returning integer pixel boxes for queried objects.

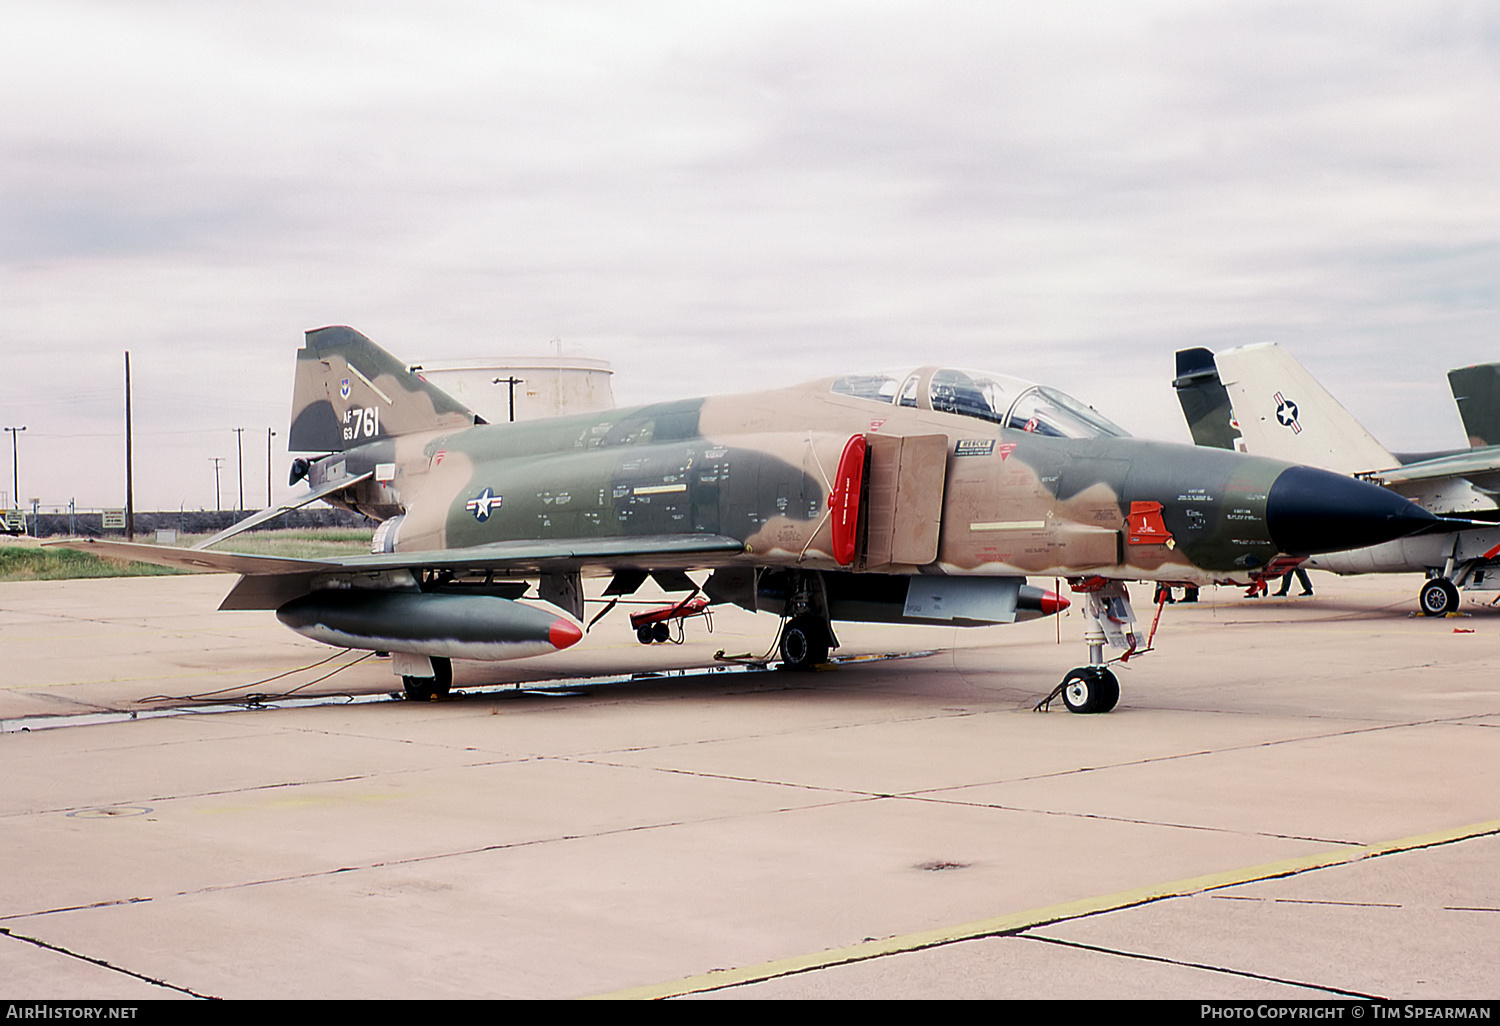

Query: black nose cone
[1267,465,1439,555]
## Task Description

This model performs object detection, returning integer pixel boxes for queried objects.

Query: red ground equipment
[629,596,712,644]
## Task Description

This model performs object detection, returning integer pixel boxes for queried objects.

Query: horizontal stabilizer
[192,472,374,550]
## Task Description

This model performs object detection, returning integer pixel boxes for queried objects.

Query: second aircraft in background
[1173,344,1500,614]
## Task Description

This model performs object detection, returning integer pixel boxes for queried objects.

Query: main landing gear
[1419,578,1460,617]
[779,614,833,671]
[401,655,453,701]
[773,572,837,672]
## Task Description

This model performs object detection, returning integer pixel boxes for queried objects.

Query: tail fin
[1212,343,1396,475]
[1172,347,1241,450]
[1447,362,1500,448]
[288,326,482,453]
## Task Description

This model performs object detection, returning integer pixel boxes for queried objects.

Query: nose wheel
[1059,667,1119,714]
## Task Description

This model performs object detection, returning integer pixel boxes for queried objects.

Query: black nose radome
[1266,465,1439,555]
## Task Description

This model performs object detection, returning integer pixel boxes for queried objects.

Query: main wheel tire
[1061,667,1118,714]
[779,615,831,671]
[1092,667,1120,713]
[402,656,453,700]
[1419,579,1460,617]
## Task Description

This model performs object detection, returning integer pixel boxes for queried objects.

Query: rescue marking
[590,817,1500,999]
[955,439,996,457]
[466,488,502,522]
[997,443,1017,460]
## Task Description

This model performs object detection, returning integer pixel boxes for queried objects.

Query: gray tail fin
[1172,348,1241,450]
[288,326,483,453]
[1447,362,1500,448]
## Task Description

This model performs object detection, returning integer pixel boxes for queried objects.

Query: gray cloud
[2,1,1497,508]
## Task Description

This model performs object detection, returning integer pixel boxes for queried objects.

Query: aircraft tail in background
[1447,362,1500,449]
[1210,343,1397,476]
[1171,347,1240,451]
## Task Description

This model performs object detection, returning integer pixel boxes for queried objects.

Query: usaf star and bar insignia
[466,487,502,522]
[1274,391,1301,434]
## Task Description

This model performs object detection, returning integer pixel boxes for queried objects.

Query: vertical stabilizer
[1447,363,1500,448]
[1212,343,1396,475]
[288,326,482,453]
[1172,348,1241,450]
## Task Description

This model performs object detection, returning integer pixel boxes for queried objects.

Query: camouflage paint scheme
[288,327,1415,589]
[53,326,1436,708]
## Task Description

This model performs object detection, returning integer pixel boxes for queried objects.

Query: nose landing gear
[1037,578,1141,714]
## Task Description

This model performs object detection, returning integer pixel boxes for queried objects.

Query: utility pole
[210,457,224,512]
[493,376,524,423]
[124,351,134,540]
[266,428,276,508]
[4,426,25,534]
[233,427,245,512]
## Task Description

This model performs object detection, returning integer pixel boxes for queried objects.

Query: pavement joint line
[896,711,1500,797]
[904,793,1361,846]
[0,925,216,999]
[587,817,1500,1000]
[1020,934,1381,1000]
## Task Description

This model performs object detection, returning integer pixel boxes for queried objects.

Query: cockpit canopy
[830,367,1129,440]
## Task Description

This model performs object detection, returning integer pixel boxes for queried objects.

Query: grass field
[0,528,373,582]
[178,527,373,560]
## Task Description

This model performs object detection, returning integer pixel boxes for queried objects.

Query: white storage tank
[411,356,614,423]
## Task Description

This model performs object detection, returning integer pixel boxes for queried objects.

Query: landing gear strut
[1038,579,1137,714]
[402,656,452,701]
[773,571,837,671]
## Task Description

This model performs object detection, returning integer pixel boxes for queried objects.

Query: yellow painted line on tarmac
[591,817,1500,1000]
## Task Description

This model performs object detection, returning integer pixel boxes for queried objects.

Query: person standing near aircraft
[1275,567,1313,597]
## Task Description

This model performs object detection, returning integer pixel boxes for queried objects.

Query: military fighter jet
[1173,344,1500,615]
[57,327,1439,713]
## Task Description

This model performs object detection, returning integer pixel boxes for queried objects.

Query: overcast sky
[2,0,1497,511]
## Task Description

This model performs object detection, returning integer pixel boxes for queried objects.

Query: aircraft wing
[45,538,338,575]
[1371,448,1500,490]
[48,533,748,578]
